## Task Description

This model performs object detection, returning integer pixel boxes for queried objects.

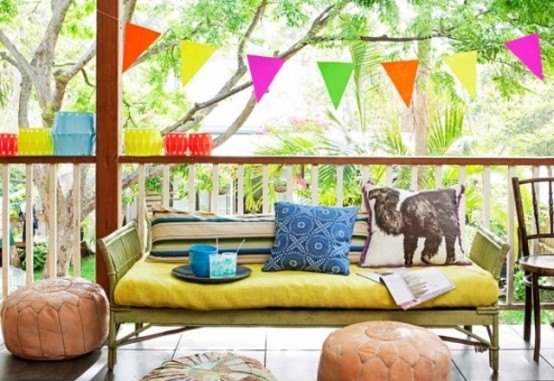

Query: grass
[500,310,554,324]
[69,254,96,281]
[32,254,96,282]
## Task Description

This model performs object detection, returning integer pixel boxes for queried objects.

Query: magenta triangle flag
[247,55,286,102]
[505,33,544,80]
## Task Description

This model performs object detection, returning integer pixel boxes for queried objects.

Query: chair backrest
[97,221,144,301]
[469,227,510,280]
[512,177,554,260]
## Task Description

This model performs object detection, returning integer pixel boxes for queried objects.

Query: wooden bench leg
[490,314,499,372]
[108,312,117,370]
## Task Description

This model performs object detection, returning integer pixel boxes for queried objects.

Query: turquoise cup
[189,244,218,278]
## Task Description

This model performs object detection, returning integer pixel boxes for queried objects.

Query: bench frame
[98,221,509,371]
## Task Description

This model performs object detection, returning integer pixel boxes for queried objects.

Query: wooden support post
[96,0,122,295]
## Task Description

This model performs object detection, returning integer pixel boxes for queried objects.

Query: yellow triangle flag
[180,41,217,86]
[443,51,477,98]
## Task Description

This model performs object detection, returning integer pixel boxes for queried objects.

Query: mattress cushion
[114,260,499,311]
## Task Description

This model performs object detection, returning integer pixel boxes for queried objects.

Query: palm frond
[428,105,465,155]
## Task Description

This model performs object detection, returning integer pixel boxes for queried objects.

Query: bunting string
[121,21,545,109]
[96,10,119,22]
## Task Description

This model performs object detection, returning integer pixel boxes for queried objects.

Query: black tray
[172,265,252,284]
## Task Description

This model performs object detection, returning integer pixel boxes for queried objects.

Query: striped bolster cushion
[148,205,275,264]
[147,205,369,264]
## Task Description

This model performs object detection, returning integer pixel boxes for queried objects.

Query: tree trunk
[34,164,81,278]
[413,39,431,187]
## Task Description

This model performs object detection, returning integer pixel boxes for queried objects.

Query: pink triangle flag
[504,33,544,80]
[247,55,286,102]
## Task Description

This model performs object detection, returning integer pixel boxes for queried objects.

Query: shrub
[19,241,48,272]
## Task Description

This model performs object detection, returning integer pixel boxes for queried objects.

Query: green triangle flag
[180,41,217,86]
[317,62,354,109]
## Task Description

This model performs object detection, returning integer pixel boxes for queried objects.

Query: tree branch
[358,33,451,43]
[161,0,270,135]
[212,94,257,146]
[162,0,349,141]
[133,21,205,67]
[0,50,20,69]
[123,0,138,23]
[0,31,35,79]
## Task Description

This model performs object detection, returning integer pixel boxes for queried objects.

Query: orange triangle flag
[381,60,419,107]
[123,23,161,72]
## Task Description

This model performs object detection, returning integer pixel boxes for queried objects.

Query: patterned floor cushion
[141,352,277,381]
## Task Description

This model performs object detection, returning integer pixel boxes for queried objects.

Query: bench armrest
[97,221,144,301]
[468,227,510,280]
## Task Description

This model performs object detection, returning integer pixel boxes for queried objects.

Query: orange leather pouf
[1,277,109,360]
[318,321,451,381]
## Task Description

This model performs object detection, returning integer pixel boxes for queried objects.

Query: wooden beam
[96,0,122,295]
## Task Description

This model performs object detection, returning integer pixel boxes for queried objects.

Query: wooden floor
[2,324,554,380]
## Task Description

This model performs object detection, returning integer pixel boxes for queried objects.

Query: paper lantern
[188,133,213,156]
[0,133,18,156]
[18,128,53,156]
[52,112,96,156]
[123,128,163,156]
[164,132,188,156]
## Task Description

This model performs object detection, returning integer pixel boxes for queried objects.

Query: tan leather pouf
[1,277,108,360]
[318,321,451,381]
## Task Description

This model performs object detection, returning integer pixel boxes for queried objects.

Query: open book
[358,267,455,310]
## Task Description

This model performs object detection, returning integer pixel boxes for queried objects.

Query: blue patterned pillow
[262,202,358,275]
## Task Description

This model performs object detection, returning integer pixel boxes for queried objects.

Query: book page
[357,271,415,306]
[358,268,455,310]
[379,272,416,307]
[397,268,455,309]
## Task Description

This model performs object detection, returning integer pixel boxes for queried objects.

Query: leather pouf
[318,321,451,381]
[141,352,278,381]
[0,277,108,360]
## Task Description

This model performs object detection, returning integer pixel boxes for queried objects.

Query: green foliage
[513,269,526,303]
[20,242,48,272]
[0,0,16,23]
[427,106,464,155]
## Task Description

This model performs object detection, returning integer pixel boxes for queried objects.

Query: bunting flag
[247,55,286,102]
[381,60,419,107]
[505,33,543,80]
[123,23,161,72]
[443,51,478,98]
[317,62,354,109]
[180,41,217,86]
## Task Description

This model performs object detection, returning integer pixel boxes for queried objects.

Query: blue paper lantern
[52,111,96,156]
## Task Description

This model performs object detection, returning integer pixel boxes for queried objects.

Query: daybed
[98,215,509,372]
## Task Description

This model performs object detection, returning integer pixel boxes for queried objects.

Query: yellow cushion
[114,260,498,311]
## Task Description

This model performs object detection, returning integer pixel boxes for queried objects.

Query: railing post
[2,165,10,297]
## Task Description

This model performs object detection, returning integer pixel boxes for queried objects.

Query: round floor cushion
[318,321,451,381]
[1,277,108,360]
[141,352,278,381]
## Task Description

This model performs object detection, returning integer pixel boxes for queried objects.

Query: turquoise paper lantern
[52,111,96,156]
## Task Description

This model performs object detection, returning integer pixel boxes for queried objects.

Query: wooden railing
[0,157,94,297]
[2,155,554,310]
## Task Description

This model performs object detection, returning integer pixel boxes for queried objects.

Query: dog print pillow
[359,183,469,268]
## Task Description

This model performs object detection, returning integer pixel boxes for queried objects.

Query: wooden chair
[512,176,554,360]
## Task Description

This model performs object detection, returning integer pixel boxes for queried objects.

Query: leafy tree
[1,0,554,276]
